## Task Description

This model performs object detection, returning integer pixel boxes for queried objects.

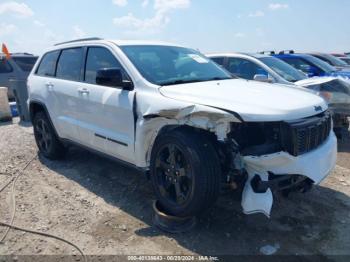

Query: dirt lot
[0,118,350,260]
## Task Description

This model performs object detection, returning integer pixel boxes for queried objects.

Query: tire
[150,128,221,217]
[33,111,66,160]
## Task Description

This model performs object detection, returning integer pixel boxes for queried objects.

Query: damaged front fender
[134,100,241,168]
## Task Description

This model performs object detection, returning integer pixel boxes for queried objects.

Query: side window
[228,58,267,80]
[211,57,225,66]
[85,47,123,85]
[227,58,243,76]
[0,59,13,74]
[36,51,60,77]
[56,48,83,81]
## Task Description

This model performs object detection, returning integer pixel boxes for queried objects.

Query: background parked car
[339,57,350,65]
[273,51,350,79]
[0,53,38,101]
[331,53,347,58]
[207,52,308,85]
[208,52,350,134]
[308,53,350,69]
[295,77,350,133]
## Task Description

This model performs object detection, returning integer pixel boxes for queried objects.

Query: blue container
[9,102,19,117]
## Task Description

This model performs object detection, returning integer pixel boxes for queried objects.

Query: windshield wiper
[160,79,206,86]
[205,77,233,81]
[160,76,233,86]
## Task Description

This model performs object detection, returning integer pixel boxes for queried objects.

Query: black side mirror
[96,68,133,90]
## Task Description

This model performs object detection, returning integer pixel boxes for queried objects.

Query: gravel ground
[0,118,349,260]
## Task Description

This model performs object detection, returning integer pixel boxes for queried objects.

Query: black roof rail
[258,50,276,55]
[54,37,103,46]
[279,50,295,55]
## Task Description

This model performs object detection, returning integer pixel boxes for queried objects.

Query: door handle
[78,88,90,94]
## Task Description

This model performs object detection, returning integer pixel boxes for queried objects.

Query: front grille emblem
[314,106,322,112]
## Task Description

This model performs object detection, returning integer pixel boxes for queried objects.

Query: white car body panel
[242,131,337,217]
[159,79,327,122]
[27,40,337,217]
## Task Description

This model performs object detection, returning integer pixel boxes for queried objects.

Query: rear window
[56,48,83,81]
[36,51,60,77]
[12,57,38,72]
[0,59,13,73]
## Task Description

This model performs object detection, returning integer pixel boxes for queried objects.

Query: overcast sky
[1,0,350,55]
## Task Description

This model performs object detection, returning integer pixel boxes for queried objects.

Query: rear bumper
[241,131,337,217]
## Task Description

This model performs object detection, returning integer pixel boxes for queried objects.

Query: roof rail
[279,50,295,55]
[258,50,276,55]
[54,37,103,46]
[9,52,35,56]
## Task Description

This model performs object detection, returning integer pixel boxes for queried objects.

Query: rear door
[49,48,84,141]
[76,46,135,163]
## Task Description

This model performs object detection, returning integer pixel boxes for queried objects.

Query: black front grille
[280,111,332,156]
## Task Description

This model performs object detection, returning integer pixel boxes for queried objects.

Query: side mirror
[96,68,133,90]
[254,74,273,83]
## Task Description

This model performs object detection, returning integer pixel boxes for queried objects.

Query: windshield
[304,55,337,73]
[321,54,348,67]
[12,57,38,72]
[259,56,307,82]
[120,45,232,86]
[341,57,350,65]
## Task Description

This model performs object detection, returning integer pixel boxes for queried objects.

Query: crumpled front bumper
[241,131,338,217]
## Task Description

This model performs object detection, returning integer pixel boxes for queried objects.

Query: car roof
[0,52,38,58]
[308,52,332,57]
[110,39,185,47]
[274,53,311,59]
[50,38,185,51]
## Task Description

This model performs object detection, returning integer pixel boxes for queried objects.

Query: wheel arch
[29,100,59,138]
[144,123,222,168]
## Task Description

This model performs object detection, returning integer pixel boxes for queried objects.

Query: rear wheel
[33,111,66,159]
[150,129,221,217]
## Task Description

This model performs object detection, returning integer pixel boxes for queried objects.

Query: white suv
[27,38,337,217]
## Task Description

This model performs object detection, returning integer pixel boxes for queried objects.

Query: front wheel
[150,129,221,217]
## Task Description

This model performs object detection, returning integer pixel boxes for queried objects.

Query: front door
[76,46,136,164]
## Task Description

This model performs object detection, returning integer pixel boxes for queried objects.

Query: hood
[295,76,339,86]
[329,69,350,79]
[159,79,327,122]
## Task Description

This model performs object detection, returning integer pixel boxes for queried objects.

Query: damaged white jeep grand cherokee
[27,38,337,217]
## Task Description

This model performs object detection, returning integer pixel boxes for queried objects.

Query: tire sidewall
[150,131,215,217]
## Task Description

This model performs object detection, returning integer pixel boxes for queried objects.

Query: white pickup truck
[27,38,337,217]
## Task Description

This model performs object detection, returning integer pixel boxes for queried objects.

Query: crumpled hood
[159,79,327,122]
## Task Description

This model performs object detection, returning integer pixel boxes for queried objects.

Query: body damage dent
[134,104,241,168]
[241,131,337,217]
